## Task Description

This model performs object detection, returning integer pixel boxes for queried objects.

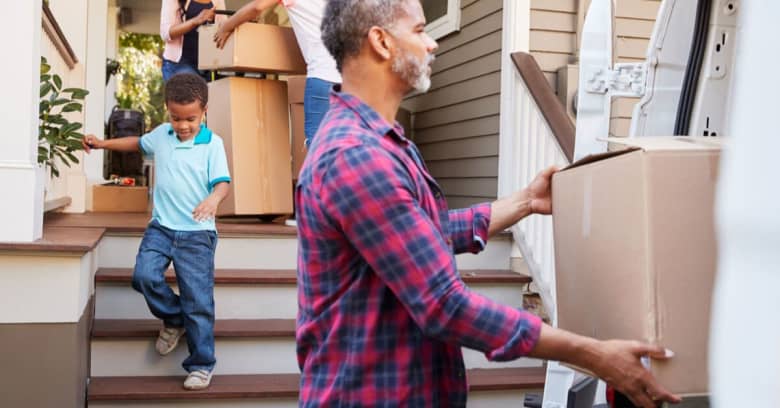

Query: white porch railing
[501,53,573,320]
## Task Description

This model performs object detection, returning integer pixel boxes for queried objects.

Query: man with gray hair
[294,1,681,406]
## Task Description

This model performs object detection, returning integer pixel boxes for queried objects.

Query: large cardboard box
[208,77,293,216]
[198,23,306,74]
[287,76,307,178]
[92,185,149,213]
[552,137,721,396]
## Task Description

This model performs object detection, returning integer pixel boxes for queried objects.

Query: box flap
[604,136,722,151]
[562,146,641,171]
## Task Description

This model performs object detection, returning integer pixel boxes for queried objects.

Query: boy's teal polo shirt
[140,124,231,232]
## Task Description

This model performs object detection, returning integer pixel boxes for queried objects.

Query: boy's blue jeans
[132,220,217,373]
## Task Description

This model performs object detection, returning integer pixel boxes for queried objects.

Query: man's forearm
[220,0,275,34]
[528,324,600,370]
[488,190,532,237]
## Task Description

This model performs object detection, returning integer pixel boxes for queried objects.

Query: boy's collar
[168,124,212,145]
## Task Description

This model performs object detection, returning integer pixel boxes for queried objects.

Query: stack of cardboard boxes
[552,137,721,396]
[198,23,306,216]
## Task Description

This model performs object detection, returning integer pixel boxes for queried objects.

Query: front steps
[57,213,546,407]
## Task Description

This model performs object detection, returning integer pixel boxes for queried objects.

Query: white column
[82,0,109,186]
[710,1,780,407]
[0,0,44,242]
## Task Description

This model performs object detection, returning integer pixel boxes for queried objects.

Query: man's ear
[367,26,393,61]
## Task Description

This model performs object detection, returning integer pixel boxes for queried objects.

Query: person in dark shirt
[159,0,226,81]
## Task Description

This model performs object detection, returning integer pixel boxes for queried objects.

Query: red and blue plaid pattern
[295,89,543,407]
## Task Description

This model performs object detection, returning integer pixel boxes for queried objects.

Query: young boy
[82,73,230,390]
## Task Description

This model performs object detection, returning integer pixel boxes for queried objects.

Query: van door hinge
[585,63,648,98]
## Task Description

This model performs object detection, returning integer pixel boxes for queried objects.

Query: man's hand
[82,134,103,154]
[213,25,234,49]
[587,340,681,408]
[527,166,557,215]
[192,196,220,222]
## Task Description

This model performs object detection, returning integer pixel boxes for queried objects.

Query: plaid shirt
[295,89,543,407]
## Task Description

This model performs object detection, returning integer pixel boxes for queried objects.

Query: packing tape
[582,173,592,238]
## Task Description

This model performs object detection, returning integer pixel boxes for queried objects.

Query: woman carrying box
[161,0,227,81]
[213,0,341,147]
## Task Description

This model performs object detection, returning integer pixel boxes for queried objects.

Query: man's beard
[392,48,435,93]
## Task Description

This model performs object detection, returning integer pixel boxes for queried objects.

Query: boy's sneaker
[285,218,297,227]
[155,326,186,355]
[183,369,214,390]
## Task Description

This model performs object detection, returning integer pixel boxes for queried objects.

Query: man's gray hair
[321,0,413,72]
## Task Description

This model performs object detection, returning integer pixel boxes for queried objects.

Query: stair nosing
[95,268,532,285]
[87,367,546,401]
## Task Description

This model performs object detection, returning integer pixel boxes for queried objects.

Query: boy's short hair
[164,73,208,108]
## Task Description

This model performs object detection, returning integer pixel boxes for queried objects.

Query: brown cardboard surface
[553,140,720,396]
[92,185,149,213]
[290,103,306,179]
[208,77,293,216]
[198,23,306,74]
[287,76,306,104]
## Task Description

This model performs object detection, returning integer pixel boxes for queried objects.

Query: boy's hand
[214,25,234,49]
[82,134,103,154]
[193,196,220,222]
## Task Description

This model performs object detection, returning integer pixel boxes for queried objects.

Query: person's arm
[213,0,277,49]
[192,182,230,222]
[168,7,216,39]
[487,165,556,237]
[531,325,680,408]
[82,134,140,153]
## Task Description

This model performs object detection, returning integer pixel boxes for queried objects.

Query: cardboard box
[286,76,307,178]
[198,23,306,74]
[92,185,149,213]
[208,77,293,216]
[287,76,306,104]
[552,137,721,396]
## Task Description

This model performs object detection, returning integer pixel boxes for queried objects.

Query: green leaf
[52,75,62,91]
[62,103,83,113]
[40,83,52,98]
[51,98,69,106]
[40,74,51,82]
[40,62,51,75]
[64,151,79,164]
[63,88,90,100]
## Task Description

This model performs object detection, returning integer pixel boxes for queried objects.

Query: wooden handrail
[511,52,575,163]
[42,3,78,69]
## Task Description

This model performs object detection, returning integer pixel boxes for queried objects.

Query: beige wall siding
[611,0,662,136]
[403,0,503,208]
[530,0,577,91]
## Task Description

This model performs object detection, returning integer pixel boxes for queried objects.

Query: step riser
[97,235,513,270]
[95,285,299,319]
[91,337,542,377]
[94,283,525,320]
[91,338,298,376]
[88,390,539,408]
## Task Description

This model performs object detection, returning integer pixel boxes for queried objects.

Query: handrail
[510,52,575,163]
[42,3,78,69]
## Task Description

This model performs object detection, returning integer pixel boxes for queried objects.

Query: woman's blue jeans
[304,77,337,146]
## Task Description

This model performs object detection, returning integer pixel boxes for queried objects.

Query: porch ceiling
[113,0,253,35]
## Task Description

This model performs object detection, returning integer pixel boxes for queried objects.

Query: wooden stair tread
[93,319,295,338]
[44,212,297,236]
[88,367,546,401]
[0,226,105,253]
[95,268,532,285]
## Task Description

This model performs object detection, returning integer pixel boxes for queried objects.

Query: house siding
[403,0,503,209]
[611,0,662,136]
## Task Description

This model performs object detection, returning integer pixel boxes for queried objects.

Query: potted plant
[38,56,89,178]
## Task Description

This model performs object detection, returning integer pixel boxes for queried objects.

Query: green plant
[39,56,89,178]
[115,32,165,129]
